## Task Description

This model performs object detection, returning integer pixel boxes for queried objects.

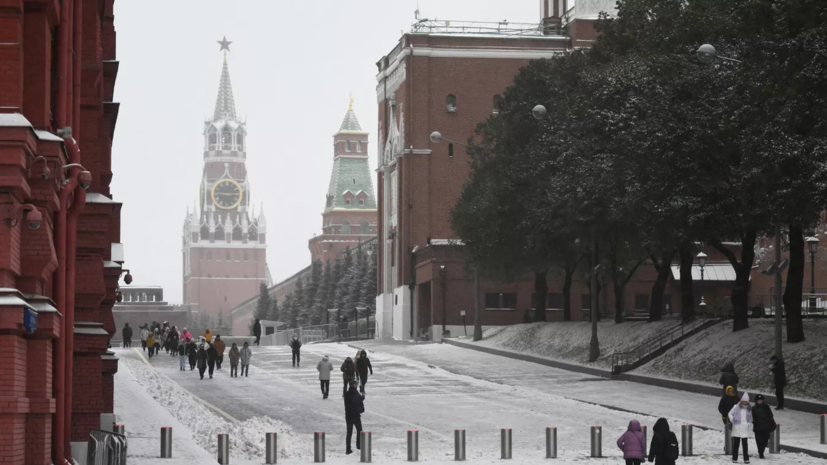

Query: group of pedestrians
[617,417,679,465]
[716,358,785,463]
[313,348,373,453]
[130,321,194,358]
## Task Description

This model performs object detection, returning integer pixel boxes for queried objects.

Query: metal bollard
[454,429,466,461]
[545,427,557,459]
[314,432,325,463]
[822,415,827,445]
[590,426,602,458]
[360,432,372,463]
[265,432,278,464]
[160,427,172,458]
[217,433,230,464]
[769,424,780,454]
[407,430,419,462]
[681,425,693,456]
[641,425,647,449]
[501,429,512,459]
[724,423,732,455]
[113,424,125,435]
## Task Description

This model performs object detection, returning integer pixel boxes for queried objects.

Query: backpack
[666,432,679,460]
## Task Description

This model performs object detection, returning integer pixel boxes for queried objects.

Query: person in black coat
[344,379,365,455]
[186,339,198,370]
[197,344,208,379]
[356,350,373,394]
[122,323,133,348]
[648,417,678,465]
[289,335,302,368]
[752,394,776,459]
[207,342,218,379]
[718,385,739,425]
[253,319,262,346]
[770,356,787,410]
[719,362,739,396]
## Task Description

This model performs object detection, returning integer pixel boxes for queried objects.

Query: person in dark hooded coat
[752,394,776,459]
[719,362,739,395]
[647,418,678,465]
[197,344,208,379]
[206,342,218,379]
[770,356,786,410]
[186,339,198,370]
[356,350,373,394]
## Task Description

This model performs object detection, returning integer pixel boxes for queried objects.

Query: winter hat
[741,392,750,403]
[726,386,735,396]
[755,394,765,402]
[350,379,359,386]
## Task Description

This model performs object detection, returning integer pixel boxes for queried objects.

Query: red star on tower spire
[217,36,232,53]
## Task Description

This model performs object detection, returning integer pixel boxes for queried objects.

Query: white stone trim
[411,47,566,59]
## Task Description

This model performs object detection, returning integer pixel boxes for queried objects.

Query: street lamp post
[440,265,449,338]
[697,252,707,317]
[366,247,374,338]
[356,306,367,338]
[532,106,600,360]
[807,237,819,312]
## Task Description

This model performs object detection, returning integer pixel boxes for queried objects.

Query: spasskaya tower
[182,38,269,324]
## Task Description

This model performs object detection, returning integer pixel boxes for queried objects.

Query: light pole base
[588,340,600,362]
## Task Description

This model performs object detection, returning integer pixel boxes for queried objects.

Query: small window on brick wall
[485,293,500,309]
[502,293,517,309]
[635,294,649,311]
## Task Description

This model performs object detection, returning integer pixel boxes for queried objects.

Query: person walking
[647,418,679,465]
[162,326,171,354]
[356,350,373,394]
[169,326,179,356]
[140,325,149,352]
[240,342,252,377]
[617,419,646,465]
[204,327,213,343]
[719,385,739,426]
[197,343,208,380]
[719,362,739,396]
[146,331,156,358]
[344,379,365,455]
[770,356,786,410]
[122,323,133,348]
[153,330,161,355]
[317,355,333,399]
[341,357,356,397]
[181,327,192,342]
[207,342,218,379]
[214,335,226,370]
[728,392,753,463]
[289,335,302,367]
[186,338,198,370]
[178,339,187,371]
[253,319,262,346]
[229,343,240,378]
[752,394,776,459]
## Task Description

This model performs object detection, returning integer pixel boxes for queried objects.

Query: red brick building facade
[0,0,126,463]
[182,50,269,324]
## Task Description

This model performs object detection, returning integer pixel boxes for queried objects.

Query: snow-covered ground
[637,319,827,403]
[112,342,824,464]
[463,320,681,368]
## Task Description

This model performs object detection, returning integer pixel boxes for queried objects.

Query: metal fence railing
[262,318,377,346]
[87,429,127,465]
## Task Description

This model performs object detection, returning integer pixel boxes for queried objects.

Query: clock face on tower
[211,178,243,210]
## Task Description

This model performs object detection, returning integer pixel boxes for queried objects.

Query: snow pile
[120,358,312,460]
[638,319,827,402]
[465,320,679,366]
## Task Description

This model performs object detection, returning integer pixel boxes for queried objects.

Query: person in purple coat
[617,419,646,465]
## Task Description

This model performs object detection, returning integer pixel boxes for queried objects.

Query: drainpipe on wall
[65,181,85,457]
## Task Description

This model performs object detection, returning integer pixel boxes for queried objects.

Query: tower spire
[213,40,237,121]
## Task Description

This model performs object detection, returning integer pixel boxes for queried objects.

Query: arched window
[448,143,454,158]
[215,225,225,240]
[360,220,370,234]
[236,133,243,147]
[356,141,362,152]
[446,94,457,113]
[222,128,232,146]
[200,225,209,241]
[345,140,351,152]
[493,94,503,113]
[248,224,258,240]
[209,132,217,144]
[341,220,351,235]
[232,225,243,241]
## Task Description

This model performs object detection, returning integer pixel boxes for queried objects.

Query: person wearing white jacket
[140,325,149,352]
[728,392,753,463]
[239,342,253,377]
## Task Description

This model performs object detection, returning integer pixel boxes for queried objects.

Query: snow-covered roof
[339,108,363,133]
[213,55,237,121]
[0,295,32,308]
[670,263,744,282]
[86,193,117,204]
[0,113,31,127]
[34,129,63,142]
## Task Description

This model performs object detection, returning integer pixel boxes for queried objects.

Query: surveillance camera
[116,293,123,303]
[532,104,547,120]
[40,168,51,180]
[124,273,133,285]
[429,131,442,144]
[27,209,43,230]
[78,171,92,189]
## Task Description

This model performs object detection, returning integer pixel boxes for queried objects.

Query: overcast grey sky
[111,0,544,304]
